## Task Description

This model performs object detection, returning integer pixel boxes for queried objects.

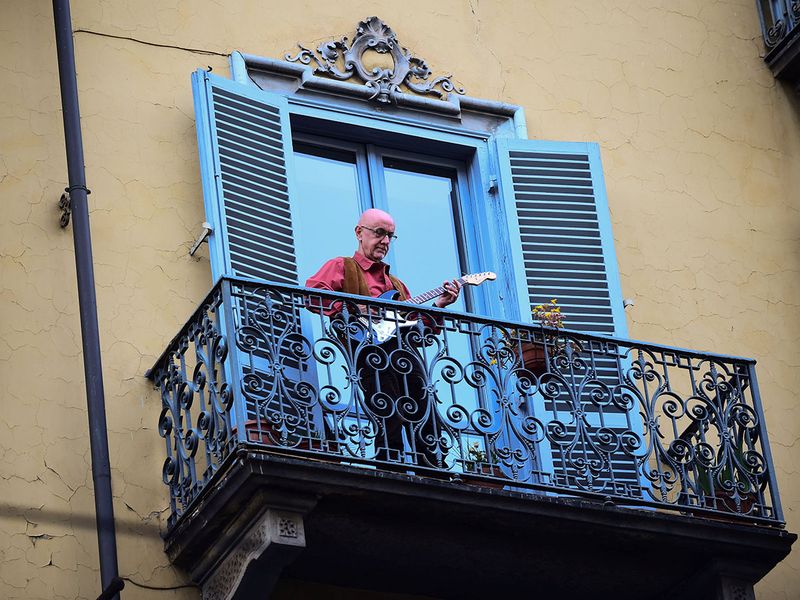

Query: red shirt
[305,253,440,330]
[305,252,412,299]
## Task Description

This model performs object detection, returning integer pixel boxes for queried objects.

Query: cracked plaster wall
[1,1,798,598]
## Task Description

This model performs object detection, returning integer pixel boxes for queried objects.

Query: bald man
[306,209,461,307]
[305,208,461,468]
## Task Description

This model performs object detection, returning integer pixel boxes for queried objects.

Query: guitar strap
[341,257,409,301]
[387,274,409,302]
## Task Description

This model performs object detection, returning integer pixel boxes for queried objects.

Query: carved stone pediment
[285,16,465,104]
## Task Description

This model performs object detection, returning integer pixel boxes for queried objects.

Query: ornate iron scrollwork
[285,16,465,104]
[765,19,787,48]
[151,278,780,527]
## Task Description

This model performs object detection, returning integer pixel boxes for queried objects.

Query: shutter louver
[505,148,621,336]
[192,71,299,284]
[497,139,639,494]
[192,72,308,432]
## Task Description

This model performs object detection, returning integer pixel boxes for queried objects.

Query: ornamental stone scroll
[285,16,465,104]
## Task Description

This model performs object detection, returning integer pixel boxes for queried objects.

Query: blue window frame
[193,68,628,332]
[192,70,511,319]
[289,136,482,457]
[290,137,370,284]
[291,135,474,312]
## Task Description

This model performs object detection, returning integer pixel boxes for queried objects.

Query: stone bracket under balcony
[166,448,794,600]
[200,507,309,600]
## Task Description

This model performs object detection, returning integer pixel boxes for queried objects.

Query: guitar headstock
[461,271,497,286]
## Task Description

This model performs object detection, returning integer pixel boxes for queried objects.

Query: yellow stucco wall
[1,1,797,598]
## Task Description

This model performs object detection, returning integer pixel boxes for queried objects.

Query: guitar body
[352,290,418,345]
[377,290,402,301]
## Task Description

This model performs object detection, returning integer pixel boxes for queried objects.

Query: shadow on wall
[0,502,168,538]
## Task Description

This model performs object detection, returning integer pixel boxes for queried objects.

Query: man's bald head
[358,208,395,228]
[355,209,396,262]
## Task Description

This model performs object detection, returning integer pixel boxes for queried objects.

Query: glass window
[382,158,467,311]
[292,138,472,305]
[293,142,364,283]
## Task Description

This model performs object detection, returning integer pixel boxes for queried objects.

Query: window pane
[293,144,363,456]
[293,144,361,281]
[383,159,480,462]
[382,161,465,311]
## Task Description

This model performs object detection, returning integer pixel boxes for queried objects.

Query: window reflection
[293,142,362,282]
[382,158,466,312]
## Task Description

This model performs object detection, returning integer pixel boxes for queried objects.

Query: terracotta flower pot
[518,342,548,376]
[464,462,507,489]
[241,419,341,453]
[702,487,757,515]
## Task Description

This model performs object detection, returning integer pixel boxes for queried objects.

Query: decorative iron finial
[285,16,465,104]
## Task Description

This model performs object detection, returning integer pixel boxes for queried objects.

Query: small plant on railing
[464,441,508,488]
[491,299,568,373]
[465,441,488,471]
[533,298,574,359]
[532,299,566,329]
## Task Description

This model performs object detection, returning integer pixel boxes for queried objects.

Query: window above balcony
[192,17,629,339]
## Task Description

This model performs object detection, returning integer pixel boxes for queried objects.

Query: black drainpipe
[51,1,122,598]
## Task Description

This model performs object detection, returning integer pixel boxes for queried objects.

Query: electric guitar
[350,271,497,344]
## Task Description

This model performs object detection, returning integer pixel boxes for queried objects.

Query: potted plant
[463,441,507,488]
[516,299,567,375]
[695,440,759,515]
[242,418,341,454]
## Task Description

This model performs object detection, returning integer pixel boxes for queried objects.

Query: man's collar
[352,251,389,272]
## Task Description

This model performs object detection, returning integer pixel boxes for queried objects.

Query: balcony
[757,0,800,86]
[148,277,794,599]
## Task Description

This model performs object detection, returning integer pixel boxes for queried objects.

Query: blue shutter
[496,139,627,337]
[192,70,299,284]
[192,71,315,438]
[496,139,642,496]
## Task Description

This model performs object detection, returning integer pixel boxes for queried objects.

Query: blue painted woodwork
[191,69,521,320]
[495,138,637,488]
[228,51,248,85]
[495,138,627,337]
[192,70,315,445]
[191,70,300,284]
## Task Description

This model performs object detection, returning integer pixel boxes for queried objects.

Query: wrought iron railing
[757,0,800,50]
[149,277,784,529]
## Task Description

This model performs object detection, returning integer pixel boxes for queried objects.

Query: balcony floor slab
[164,449,795,599]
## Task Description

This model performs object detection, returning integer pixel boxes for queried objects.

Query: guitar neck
[409,277,466,305]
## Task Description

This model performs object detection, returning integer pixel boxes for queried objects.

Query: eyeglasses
[360,226,398,241]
